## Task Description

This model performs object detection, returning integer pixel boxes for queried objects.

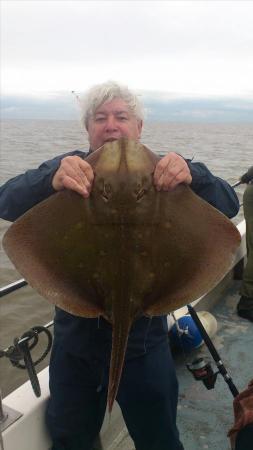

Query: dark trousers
[46,339,183,450]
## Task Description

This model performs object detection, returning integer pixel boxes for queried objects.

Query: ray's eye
[101,183,112,202]
[134,182,146,202]
[136,188,146,201]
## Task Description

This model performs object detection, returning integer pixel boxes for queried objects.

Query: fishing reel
[187,357,219,390]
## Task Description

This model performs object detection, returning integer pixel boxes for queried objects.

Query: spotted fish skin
[3,138,241,411]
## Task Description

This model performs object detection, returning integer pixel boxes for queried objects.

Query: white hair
[80,80,144,129]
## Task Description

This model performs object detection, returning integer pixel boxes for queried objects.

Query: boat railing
[0,279,27,298]
[0,276,54,401]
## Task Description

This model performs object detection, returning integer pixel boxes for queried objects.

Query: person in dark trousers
[237,182,253,322]
[0,81,240,450]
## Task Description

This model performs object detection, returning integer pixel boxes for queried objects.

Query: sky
[1,0,253,120]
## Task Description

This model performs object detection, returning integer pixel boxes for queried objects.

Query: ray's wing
[3,189,109,317]
[2,138,241,412]
[140,185,241,316]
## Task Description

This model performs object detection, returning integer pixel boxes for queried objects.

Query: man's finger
[153,159,169,185]
[161,168,185,190]
[79,159,94,183]
[62,176,90,198]
[53,156,95,194]
[155,165,180,189]
[62,165,89,191]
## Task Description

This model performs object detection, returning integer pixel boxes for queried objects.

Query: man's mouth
[104,137,120,143]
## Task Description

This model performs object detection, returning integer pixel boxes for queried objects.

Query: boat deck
[176,279,253,450]
[96,279,253,450]
[2,277,252,450]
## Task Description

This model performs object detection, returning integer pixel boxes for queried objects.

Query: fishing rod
[187,304,239,398]
[184,307,251,450]
[71,90,81,105]
[170,166,253,396]
[232,165,253,188]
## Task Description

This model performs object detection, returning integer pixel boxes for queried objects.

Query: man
[237,182,253,322]
[0,81,239,450]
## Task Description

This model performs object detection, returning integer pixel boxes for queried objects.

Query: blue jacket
[0,150,240,360]
[0,150,239,221]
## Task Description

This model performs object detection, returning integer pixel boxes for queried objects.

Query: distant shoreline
[1,95,253,123]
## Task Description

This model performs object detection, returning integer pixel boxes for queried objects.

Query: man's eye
[118,116,128,121]
[95,117,106,122]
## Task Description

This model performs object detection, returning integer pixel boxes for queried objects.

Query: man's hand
[154,152,192,191]
[52,156,94,198]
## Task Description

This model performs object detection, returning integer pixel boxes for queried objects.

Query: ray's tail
[107,315,132,412]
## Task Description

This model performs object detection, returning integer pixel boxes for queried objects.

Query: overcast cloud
[1,0,253,99]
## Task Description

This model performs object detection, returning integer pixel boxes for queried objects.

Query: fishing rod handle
[187,304,221,362]
[187,304,239,398]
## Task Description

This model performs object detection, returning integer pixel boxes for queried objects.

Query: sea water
[0,119,252,396]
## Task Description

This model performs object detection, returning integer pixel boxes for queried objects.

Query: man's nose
[105,115,118,130]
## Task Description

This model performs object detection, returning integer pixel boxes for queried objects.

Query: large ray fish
[3,138,241,411]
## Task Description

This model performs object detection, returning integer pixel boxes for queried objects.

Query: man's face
[87,98,143,151]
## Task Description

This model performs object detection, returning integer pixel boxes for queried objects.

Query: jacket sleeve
[187,160,240,219]
[0,150,86,222]
[0,152,239,223]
